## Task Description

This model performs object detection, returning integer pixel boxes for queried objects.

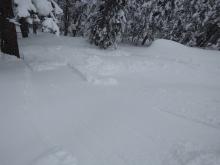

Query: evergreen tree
[124,0,158,46]
[124,0,145,45]
[57,0,95,37]
[124,0,220,49]
[14,0,63,36]
[88,0,127,49]
[69,0,88,36]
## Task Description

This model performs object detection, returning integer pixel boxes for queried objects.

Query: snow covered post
[0,0,20,58]
[19,17,29,38]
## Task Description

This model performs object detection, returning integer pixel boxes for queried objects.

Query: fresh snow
[0,33,220,165]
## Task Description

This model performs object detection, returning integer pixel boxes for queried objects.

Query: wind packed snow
[0,34,220,165]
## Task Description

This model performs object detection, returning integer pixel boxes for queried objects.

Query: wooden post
[0,0,20,58]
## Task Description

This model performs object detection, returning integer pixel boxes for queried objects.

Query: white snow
[42,18,60,36]
[15,0,36,17]
[32,0,53,16]
[0,33,220,165]
[31,147,77,165]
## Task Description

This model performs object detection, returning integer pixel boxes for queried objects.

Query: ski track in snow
[157,108,220,130]
[31,147,77,165]
[22,59,78,165]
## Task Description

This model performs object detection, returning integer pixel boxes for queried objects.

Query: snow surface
[0,33,220,165]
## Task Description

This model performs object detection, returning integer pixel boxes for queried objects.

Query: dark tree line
[58,0,220,50]
[123,0,220,49]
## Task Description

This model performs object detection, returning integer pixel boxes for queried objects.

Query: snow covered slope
[0,34,220,165]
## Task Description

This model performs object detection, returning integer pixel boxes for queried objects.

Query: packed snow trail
[1,34,220,165]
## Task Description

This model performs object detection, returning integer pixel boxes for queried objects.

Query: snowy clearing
[1,34,220,165]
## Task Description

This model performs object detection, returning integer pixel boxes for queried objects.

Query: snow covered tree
[124,0,158,46]
[123,0,145,44]
[56,0,71,36]
[70,1,94,37]
[57,0,97,37]
[88,0,127,49]
[124,0,220,49]
[164,0,220,49]
[14,0,35,37]
[14,0,63,37]
[188,0,220,48]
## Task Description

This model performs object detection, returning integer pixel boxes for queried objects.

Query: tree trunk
[0,7,3,42]
[19,17,29,38]
[0,0,20,58]
[64,0,70,36]
[142,32,153,46]
[142,35,148,45]
[33,23,37,34]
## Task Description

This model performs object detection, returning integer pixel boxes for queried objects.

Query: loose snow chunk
[87,76,118,85]
[187,153,220,165]
[32,148,77,165]
[167,142,220,165]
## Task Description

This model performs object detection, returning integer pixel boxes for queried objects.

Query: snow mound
[87,76,118,85]
[166,142,220,165]
[187,153,220,165]
[32,148,77,165]
[152,39,187,49]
